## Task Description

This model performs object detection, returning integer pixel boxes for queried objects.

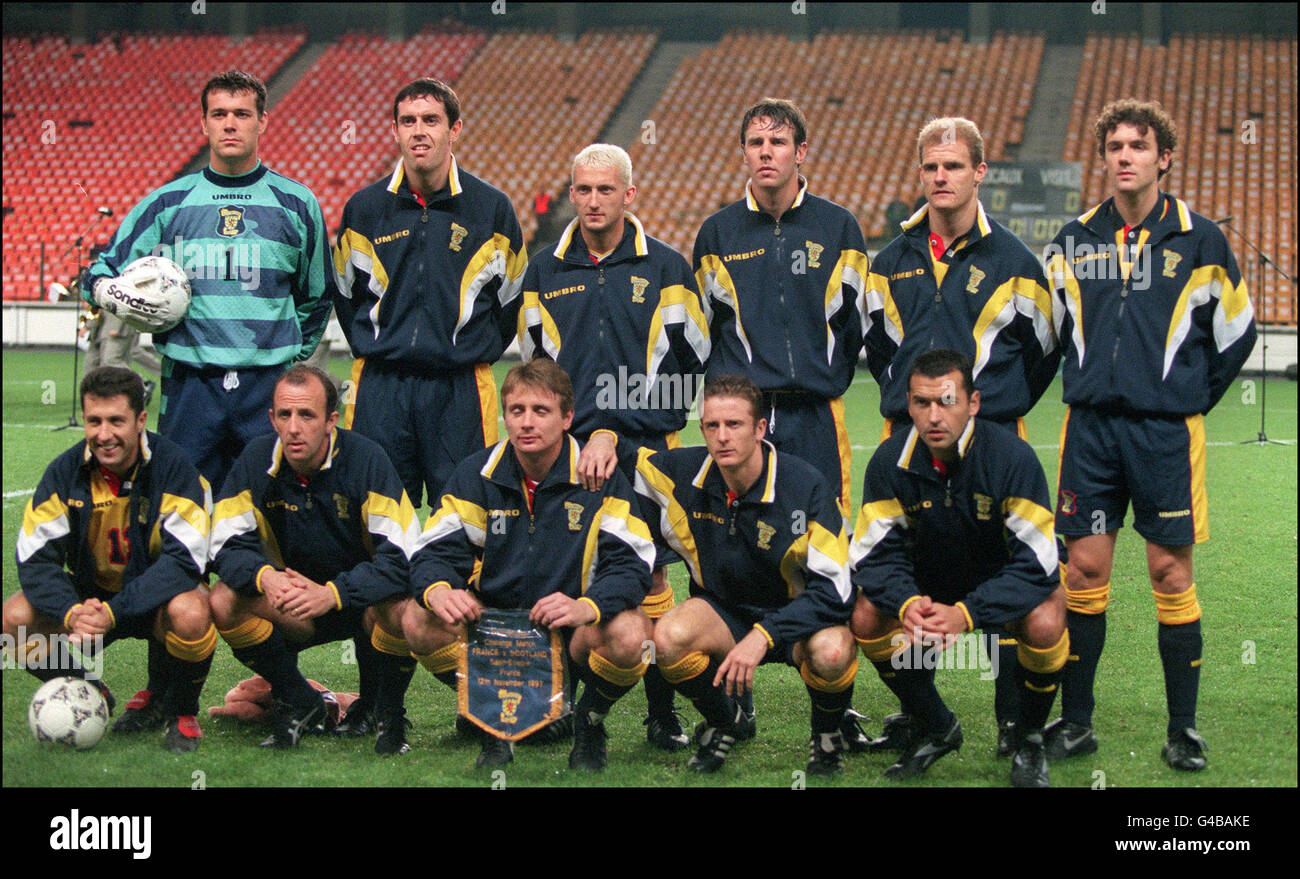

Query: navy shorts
[344,359,498,509]
[689,588,798,667]
[100,607,160,646]
[763,392,851,519]
[286,605,368,651]
[1055,406,1208,546]
[159,360,281,493]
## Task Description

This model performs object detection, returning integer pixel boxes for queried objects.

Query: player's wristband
[62,603,85,631]
[422,581,451,611]
[954,602,974,633]
[590,429,619,449]
[254,565,275,594]
[898,594,923,624]
[325,581,343,611]
[576,596,601,626]
[102,602,116,631]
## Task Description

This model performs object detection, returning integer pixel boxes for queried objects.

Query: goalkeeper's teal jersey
[84,163,331,369]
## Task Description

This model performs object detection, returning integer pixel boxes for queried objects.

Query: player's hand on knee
[716,629,768,698]
[530,593,596,629]
[428,587,483,627]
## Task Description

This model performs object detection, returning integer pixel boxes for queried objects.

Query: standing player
[693,98,870,747]
[1044,99,1255,770]
[332,78,524,718]
[635,376,858,775]
[694,99,868,520]
[84,70,332,494]
[849,350,1067,786]
[332,77,526,513]
[208,365,419,754]
[6,367,215,753]
[518,143,709,751]
[862,117,1060,756]
[402,359,655,771]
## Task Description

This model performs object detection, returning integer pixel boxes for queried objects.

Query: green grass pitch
[2,348,1295,788]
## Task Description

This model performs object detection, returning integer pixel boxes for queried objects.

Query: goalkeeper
[83,70,332,495]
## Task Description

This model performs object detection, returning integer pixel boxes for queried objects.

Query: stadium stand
[2,30,306,300]
[1067,32,1297,323]
[3,23,1294,327]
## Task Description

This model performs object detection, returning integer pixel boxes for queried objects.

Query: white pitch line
[4,489,35,499]
[1207,439,1297,446]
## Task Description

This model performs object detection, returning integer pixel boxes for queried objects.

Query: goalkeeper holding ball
[83,70,333,497]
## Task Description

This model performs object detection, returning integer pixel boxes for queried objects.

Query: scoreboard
[981,161,1084,256]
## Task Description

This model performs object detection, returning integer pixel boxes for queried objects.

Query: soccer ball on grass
[28,676,109,749]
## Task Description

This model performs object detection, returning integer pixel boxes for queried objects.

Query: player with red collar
[1044,100,1255,771]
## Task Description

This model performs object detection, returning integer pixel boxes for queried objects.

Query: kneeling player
[635,376,858,775]
[208,365,419,754]
[849,350,1067,786]
[403,359,655,771]
[7,367,215,753]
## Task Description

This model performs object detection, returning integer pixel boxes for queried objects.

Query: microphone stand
[1217,217,1297,447]
[53,210,108,431]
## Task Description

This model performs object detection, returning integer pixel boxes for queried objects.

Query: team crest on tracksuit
[449,222,469,252]
[1162,250,1183,278]
[565,501,584,531]
[966,266,986,294]
[631,275,649,304]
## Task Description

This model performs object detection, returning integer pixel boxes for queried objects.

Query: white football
[97,254,192,333]
[28,676,109,750]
